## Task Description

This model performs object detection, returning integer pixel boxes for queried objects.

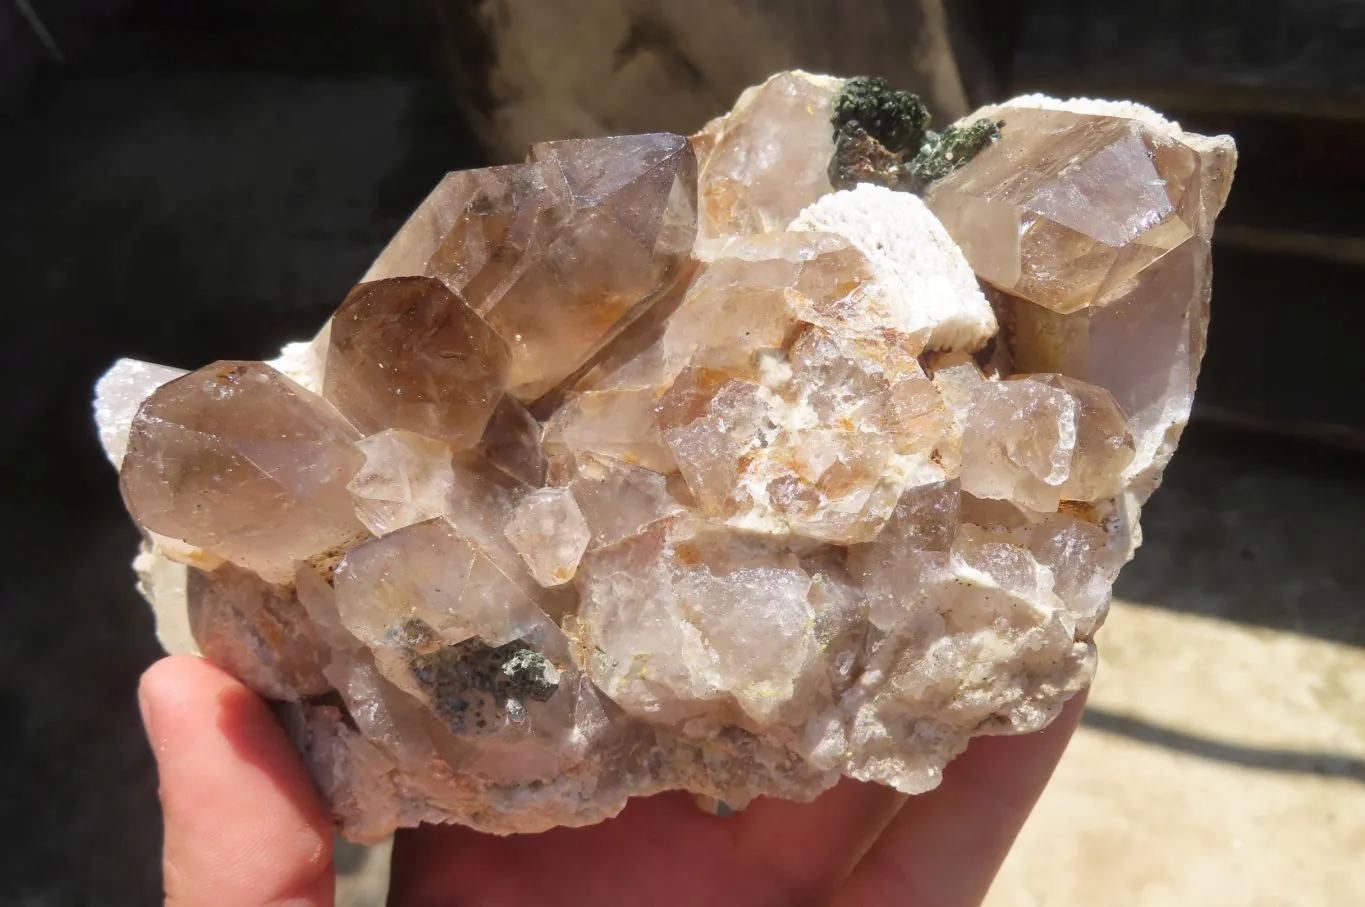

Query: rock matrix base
[95,72,1235,839]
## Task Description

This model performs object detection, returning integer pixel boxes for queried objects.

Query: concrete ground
[987,599,1365,907]
[984,429,1365,906]
[1,10,1361,907]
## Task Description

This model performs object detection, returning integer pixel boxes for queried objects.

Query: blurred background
[0,1,1361,904]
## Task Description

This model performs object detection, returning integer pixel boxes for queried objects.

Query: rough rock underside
[95,71,1235,840]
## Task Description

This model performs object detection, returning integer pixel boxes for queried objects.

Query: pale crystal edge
[93,358,189,468]
[969,93,1239,185]
[976,94,1180,131]
[697,69,846,140]
[954,91,1237,523]
[92,328,327,472]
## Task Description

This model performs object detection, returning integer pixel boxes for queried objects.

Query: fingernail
[692,794,740,817]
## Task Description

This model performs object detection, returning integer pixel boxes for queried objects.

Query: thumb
[139,655,335,907]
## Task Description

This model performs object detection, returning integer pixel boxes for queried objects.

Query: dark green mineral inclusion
[829,123,907,191]
[906,119,1003,190]
[392,618,561,732]
[831,76,931,155]
[500,648,559,701]
[829,76,1001,194]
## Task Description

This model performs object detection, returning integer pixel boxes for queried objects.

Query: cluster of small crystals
[102,71,1235,839]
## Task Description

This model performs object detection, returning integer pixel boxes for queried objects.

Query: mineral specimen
[96,71,1235,839]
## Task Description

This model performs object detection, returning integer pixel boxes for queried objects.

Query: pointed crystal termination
[556,451,685,551]
[325,276,510,449]
[365,134,698,401]
[477,395,548,488]
[362,163,551,305]
[925,106,1204,315]
[120,361,366,584]
[925,98,1235,497]
[695,71,845,242]
[333,517,567,682]
[959,373,1134,513]
[504,487,590,587]
[347,429,456,537]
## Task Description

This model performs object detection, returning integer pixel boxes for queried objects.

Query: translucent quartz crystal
[556,451,685,550]
[325,276,511,449]
[120,361,366,584]
[542,387,677,474]
[347,429,456,536]
[477,395,548,487]
[639,231,953,543]
[365,134,698,401]
[695,70,844,242]
[925,101,1235,496]
[577,521,834,728]
[504,487,590,587]
[960,374,1133,512]
[926,107,1202,315]
[334,517,563,657]
[99,73,1235,841]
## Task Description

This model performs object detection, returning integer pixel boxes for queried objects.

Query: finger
[139,654,335,907]
[724,776,906,894]
[833,690,1088,907]
[392,779,898,907]
[393,791,748,906]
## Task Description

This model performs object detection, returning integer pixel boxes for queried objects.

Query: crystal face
[120,361,366,585]
[924,99,1236,497]
[98,75,1235,840]
[926,107,1198,315]
[325,276,511,448]
[695,71,844,242]
[364,134,698,401]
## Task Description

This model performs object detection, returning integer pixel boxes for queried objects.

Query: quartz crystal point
[926,106,1206,315]
[477,395,549,487]
[97,71,1234,840]
[347,429,456,537]
[325,276,511,448]
[120,361,366,584]
[504,488,591,587]
[924,98,1236,497]
[364,134,698,401]
[694,70,844,242]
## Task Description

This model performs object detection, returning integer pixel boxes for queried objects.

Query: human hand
[138,654,1085,907]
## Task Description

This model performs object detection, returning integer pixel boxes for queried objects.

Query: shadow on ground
[1117,423,1365,648]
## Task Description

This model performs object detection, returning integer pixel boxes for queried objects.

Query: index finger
[833,691,1088,907]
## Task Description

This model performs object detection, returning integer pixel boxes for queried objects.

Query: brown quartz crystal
[364,133,698,401]
[120,361,366,585]
[99,72,1235,839]
[325,276,511,448]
